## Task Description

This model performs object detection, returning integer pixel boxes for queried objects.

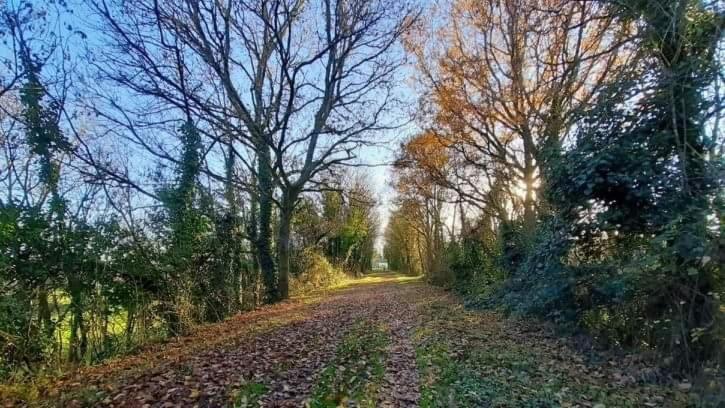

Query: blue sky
[1,0,425,252]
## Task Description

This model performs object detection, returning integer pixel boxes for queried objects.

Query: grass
[308,321,389,407]
[0,380,109,408]
[229,381,268,408]
[291,271,422,305]
[333,272,422,289]
[414,297,688,407]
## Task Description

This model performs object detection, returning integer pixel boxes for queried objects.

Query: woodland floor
[5,273,693,407]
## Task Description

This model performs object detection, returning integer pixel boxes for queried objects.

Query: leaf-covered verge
[414,293,694,407]
[390,0,724,385]
[0,273,426,407]
[308,321,389,407]
[0,299,315,406]
[0,274,414,406]
[1,273,711,407]
[1,0,402,383]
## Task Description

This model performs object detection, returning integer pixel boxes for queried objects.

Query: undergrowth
[290,249,348,295]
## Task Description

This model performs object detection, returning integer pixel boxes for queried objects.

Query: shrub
[450,235,505,298]
[289,249,347,295]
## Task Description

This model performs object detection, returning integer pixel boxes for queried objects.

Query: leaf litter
[18,274,693,407]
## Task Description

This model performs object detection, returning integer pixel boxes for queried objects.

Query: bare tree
[89,0,416,300]
[407,0,631,233]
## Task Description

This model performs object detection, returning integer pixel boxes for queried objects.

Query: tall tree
[91,0,416,301]
[407,0,629,233]
[393,133,451,282]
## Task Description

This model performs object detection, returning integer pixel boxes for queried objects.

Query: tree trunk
[522,149,537,236]
[125,302,136,349]
[38,287,53,338]
[277,193,298,301]
[68,278,86,363]
[246,195,261,309]
[228,144,243,312]
[254,139,278,302]
[277,212,291,301]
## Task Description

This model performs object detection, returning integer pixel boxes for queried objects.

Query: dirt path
[23,273,689,407]
[43,274,427,408]
[376,297,421,408]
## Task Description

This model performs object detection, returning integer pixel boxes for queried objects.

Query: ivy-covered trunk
[277,210,292,301]
[162,294,184,337]
[277,191,298,301]
[67,277,87,363]
[124,302,136,349]
[205,242,232,323]
[254,138,278,302]
[245,192,263,310]
[522,146,537,237]
[225,144,243,313]
[37,287,53,338]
